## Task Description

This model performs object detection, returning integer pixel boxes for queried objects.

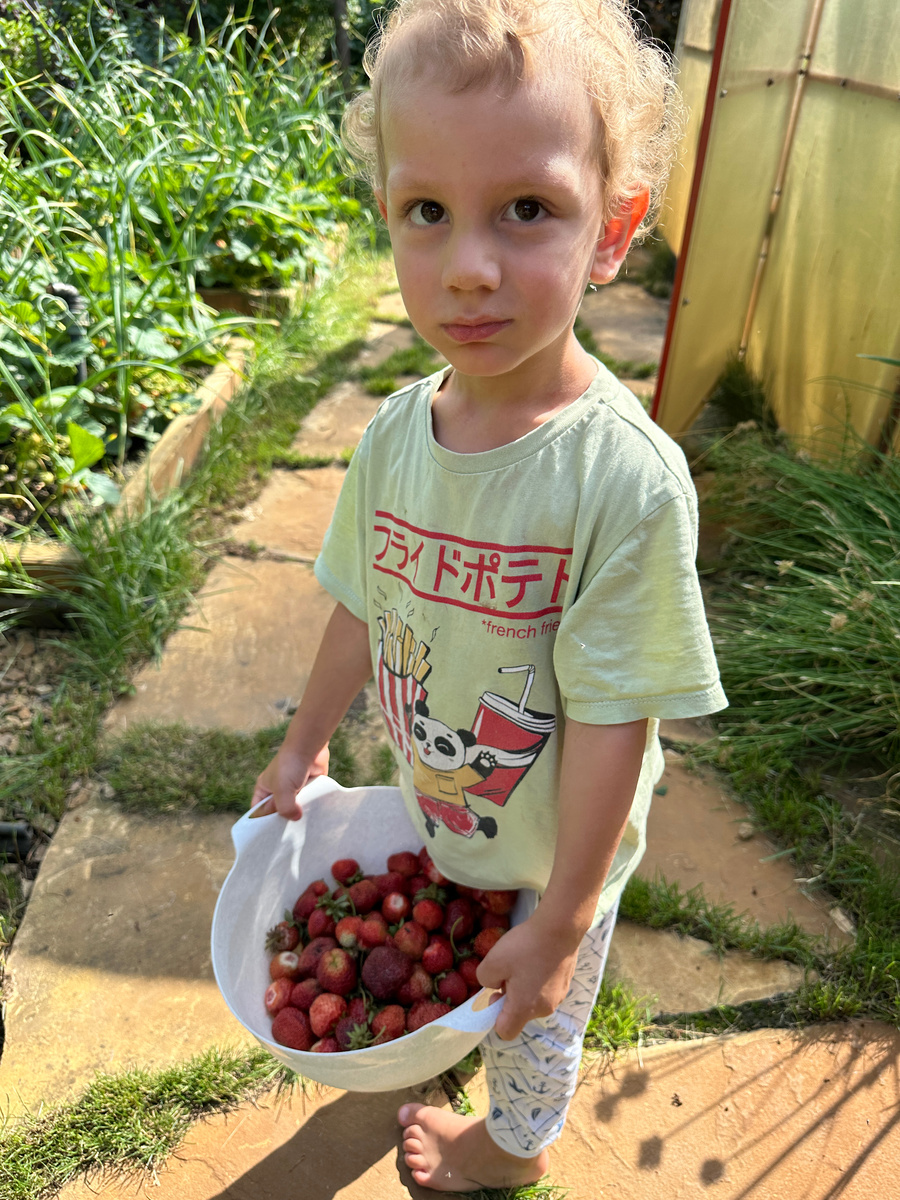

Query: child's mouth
[443,320,511,343]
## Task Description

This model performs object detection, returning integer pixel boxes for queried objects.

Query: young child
[251,0,726,1190]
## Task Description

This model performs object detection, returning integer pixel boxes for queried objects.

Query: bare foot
[398,1103,549,1193]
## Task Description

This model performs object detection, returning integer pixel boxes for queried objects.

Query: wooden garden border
[0,337,251,591]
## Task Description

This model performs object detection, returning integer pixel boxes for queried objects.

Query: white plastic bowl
[211,777,531,1091]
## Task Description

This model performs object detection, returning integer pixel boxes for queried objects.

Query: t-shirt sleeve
[314,440,369,622]
[554,493,727,724]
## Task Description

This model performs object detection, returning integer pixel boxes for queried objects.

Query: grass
[573,317,657,379]
[356,336,443,395]
[0,1046,300,1200]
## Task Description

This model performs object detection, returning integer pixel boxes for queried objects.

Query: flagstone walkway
[2,280,895,1198]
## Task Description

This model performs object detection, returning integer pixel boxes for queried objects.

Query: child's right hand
[249,743,330,821]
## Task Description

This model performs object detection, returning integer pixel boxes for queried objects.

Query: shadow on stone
[594,1068,649,1122]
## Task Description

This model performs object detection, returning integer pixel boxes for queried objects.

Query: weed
[356,337,442,395]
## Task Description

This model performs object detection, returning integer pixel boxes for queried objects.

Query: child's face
[376,74,632,385]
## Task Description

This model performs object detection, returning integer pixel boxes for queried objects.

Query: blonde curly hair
[342,0,683,233]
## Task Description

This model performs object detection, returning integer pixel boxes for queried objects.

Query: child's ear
[590,190,650,286]
[375,189,388,222]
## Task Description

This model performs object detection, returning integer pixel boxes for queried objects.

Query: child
[251,0,726,1190]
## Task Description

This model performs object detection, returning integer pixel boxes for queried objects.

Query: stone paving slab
[56,1020,899,1200]
[578,283,669,365]
[0,797,247,1116]
[230,466,346,560]
[640,752,849,944]
[291,379,387,460]
[105,558,335,735]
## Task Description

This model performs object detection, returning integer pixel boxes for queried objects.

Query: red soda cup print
[466,666,555,807]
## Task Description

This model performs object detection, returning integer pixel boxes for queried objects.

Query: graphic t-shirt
[315,362,727,920]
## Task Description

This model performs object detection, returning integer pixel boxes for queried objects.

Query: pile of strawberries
[263,845,516,1053]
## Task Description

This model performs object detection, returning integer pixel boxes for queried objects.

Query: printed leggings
[480,901,618,1157]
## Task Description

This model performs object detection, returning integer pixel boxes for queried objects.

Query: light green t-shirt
[315,362,727,920]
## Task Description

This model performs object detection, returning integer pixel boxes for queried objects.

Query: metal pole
[737,0,829,361]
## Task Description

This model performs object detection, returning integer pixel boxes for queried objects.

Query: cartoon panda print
[408,700,499,839]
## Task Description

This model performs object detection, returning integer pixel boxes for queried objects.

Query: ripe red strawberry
[396,962,434,1005]
[269,951,301,982]
[358,913,389,949]
[442,898,475,941]
[387,850,419,877]
[307,906,337,940]
[474,926,505,958]
[292,880,329,922]
[271,1007,313,1050]
[361,945,414,999]
[454,885,484,902]
[412,898,444,931]
[392,919,428,961]
[331,858,362,886]
[481,889,517,915]
[382,891,411,922]
[437,970,468,1006]
[289,977,322,1011]
[296,936,338,978]
[417,845,432,870]
[348,877,380,914]
[348,996,369,1025]
[371,1005,406,1043]
[421,935,453,976]
[310,1037,339,1053]
[374,870,407,899]
[316,947,357,996]
[335,915,363,949]
[309,992,347,1038]
[458,956,482,989]
[479,911,511,932]
[420,853,449,886]
[407,874,430,898]
[264,977,294,1015]
[265,920,300,953]
[406,1000,451,1032]
[335,1016,375,1050]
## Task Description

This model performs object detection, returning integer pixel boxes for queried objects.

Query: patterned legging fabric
[480,901,618,1157]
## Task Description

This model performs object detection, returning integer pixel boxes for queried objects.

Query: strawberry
[479,910,511,932]
[264,977,294,1015]
[348,877,380,914]
[331,858,362,886]
[421,855,449,886]
[374,870,407,899]
[271,1007,313,1050]
[309,992,347,1038]
[361,945,414,999]
[335,915,363,949]
[454,885,484,902]
[437,970,468,1006]
[481,889,517,915]
[307,906,337,940]
[417,846,432,870]
[442,898,475,941]
[310,1036,339,1053]
[406,1000,451,1032]
[474,926,505,958]
[269,951,301,982]
[316,947,357,995]
[412,897,444,931]
[265,919,300,953]
[387,850,419,877]
[348,996,369,1025]
[458,956,482,989]
[296,936,338,978]
[371,1004,406,1043]
[392,920,428,961]
[358,912,389,949]
[382,891,411,922]
[397,962,434,1005]
[335,1016,376,1050]
[421,935,454,976]
[289,977,322,1011]
[292,880,329,922]
[407,873,430,898]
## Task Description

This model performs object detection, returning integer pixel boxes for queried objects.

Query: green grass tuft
[356,338,442,395]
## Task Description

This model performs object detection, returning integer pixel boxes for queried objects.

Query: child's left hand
[475,914,581,1040]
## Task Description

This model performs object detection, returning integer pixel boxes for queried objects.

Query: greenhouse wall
[655,0,900,452]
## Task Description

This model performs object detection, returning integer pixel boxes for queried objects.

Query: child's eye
[505,198,546,222]
[408,201,446,226]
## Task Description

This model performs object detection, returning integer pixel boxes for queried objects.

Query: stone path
[2,280,894,1197]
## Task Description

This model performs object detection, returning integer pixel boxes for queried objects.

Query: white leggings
[480,902,618,1157]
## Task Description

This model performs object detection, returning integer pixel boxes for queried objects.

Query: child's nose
[441,228,501,292]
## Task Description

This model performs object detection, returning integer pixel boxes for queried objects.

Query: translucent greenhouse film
[655,0,900,451]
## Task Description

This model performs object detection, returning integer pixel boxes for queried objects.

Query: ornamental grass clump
[705,431,900,766]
